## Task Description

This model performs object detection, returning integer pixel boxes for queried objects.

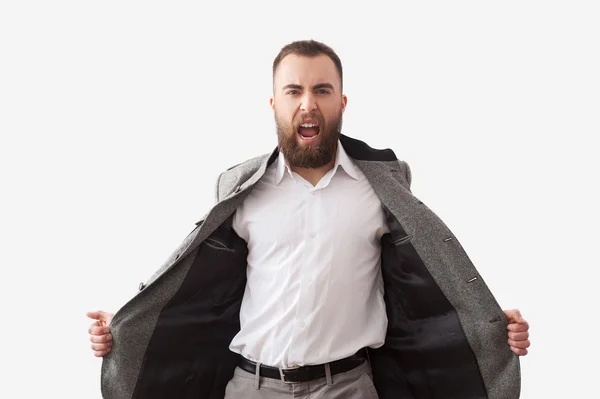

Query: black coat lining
[131,137,487,398]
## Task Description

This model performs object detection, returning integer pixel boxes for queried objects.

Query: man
[87,40,530,399]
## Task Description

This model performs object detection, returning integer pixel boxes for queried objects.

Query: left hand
[503,309,530,356]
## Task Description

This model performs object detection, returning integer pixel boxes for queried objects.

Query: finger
[88,325,111,335]
[510,347,528,356]
[93,348,112,357]
[90,333,112,344]
[507,321,529,332]
[508,331,529,341]
[508,339,530,349]
[91,342,112,351]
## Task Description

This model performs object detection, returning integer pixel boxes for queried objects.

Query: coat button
[139,282,146,291]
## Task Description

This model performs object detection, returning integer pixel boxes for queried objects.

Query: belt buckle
[278,366,299,384]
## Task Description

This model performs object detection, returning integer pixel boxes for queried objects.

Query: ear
[269,97,275,110]
[341,95,348,113]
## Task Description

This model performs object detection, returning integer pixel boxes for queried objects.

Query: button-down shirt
[228,141,389,367]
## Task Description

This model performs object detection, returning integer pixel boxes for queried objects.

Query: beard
[275,109,343,169]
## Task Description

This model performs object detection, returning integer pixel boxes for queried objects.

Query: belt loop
[254,362,262,390]
[324,363,333,386]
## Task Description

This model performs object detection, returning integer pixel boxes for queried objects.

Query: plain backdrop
[1,1,598,398]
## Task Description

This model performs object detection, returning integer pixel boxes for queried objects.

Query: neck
[289,144,338,187]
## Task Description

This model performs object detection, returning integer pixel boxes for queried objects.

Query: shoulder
[340,135,412,190]
[215,153,271,202]
[397,160,412,189]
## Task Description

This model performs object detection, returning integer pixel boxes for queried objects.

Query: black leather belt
[238,348,368,384]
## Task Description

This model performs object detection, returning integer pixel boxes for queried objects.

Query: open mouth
[297,123,320,141]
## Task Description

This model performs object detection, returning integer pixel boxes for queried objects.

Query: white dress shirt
[228,141,389,368]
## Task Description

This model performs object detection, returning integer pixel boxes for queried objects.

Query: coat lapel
[352,159,413,228]
[145,148,277,287]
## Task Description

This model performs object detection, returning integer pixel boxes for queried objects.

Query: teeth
[300,123,317,128]
[299,134,317,140]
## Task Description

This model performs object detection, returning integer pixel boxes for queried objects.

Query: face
[271,54,347,168]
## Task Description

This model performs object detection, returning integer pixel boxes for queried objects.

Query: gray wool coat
[101,135,520,399]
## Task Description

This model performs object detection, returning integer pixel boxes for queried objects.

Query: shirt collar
[275,140,360,185]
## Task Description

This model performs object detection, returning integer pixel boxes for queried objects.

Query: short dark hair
[272,40,343,91]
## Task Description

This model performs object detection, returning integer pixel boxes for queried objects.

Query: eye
[317,89,331,95]
[286,90,300,95]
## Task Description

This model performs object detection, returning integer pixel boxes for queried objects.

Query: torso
[228,143,389,367]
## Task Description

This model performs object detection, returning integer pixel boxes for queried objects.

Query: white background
[1,1,598,398]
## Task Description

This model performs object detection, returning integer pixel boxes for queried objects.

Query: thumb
[86,310,112,322]
[503,309,522,323]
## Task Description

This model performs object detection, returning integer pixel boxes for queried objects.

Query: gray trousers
[223,359,379,399]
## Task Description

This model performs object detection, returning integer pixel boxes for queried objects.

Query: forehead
[274,54,340,89]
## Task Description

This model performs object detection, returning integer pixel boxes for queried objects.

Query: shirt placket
[285,182,320,367]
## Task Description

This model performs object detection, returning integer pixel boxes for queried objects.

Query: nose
[300,92,317,112]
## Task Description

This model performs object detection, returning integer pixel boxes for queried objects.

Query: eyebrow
[282,83,335,91]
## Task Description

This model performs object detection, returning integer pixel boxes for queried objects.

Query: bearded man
[87,39,530,399]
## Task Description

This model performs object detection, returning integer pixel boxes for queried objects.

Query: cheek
[279,107,297,123]
[319,98,341,111]
[275,110,295,131]
[320,103,342,120]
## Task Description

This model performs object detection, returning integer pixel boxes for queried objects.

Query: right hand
[86,310,114,357]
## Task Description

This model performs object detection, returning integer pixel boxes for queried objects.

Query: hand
[86,310,114,357]
[503,309,530,356]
